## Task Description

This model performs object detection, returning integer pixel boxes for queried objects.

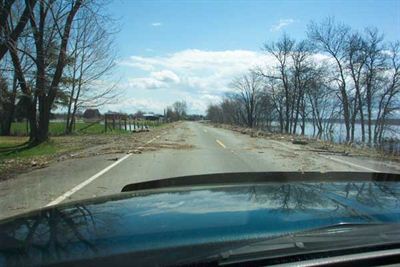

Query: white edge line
[269,139,379,172]
[45,154,131,206]
[320,154,379,172]
[46,135,161,207]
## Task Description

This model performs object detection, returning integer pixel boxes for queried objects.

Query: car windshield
[0,0,400,264]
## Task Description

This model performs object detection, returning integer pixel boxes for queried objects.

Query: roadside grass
[0,136,75,161]
[0,140,56,160]
[0,121,173,180]
[1,121,167,160]
[0,136,29,149]
[0,135,92,180]
[0,122,105,164]
[0,138,69,181]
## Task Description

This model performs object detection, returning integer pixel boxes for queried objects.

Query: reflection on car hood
[1,173,400,266]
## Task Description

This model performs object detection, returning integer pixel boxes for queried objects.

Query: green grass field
[9,120,164,136]
[0,136,29,149]
[1,120,165,161]
[9,121,106,136]
[0,137,56,159]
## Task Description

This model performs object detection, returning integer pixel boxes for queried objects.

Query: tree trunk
[301,96,306,135]
[336,59,351,142]
[278,103,284,133]
[367,100,372,145]
[0,74,18,135]
[0,107,13,135]
[357,93,365,143]
[27,96,37,142]
[292,90,302,134]
[365,73,373,145]
[29,0,83,144]
[32,95,50,144]
[282,75,290,134]
[350,93,358,143]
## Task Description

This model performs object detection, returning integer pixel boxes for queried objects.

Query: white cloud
[127,77,165,90]
[151,22,162,27]
[125,70,180,91]
[118,57,155,70]
[270,18,295,32]
[117,49,274,113]
[151,70,180,83]
[121,49,268,91]
[114,49,330,114]
[125,49,264,70]
[105,98,167,113]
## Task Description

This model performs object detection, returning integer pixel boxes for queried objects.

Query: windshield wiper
[209,223,400,266]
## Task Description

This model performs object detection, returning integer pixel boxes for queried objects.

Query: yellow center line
[216,139,226,148]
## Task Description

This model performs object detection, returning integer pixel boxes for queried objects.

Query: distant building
[83,109,101,119]
[143,113,164,121]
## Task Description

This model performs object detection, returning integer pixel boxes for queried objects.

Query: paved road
[1,121,399,219]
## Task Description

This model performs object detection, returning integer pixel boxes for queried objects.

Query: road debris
[292,139,308,145]
[210,123,400,163]
[1,123,179,181]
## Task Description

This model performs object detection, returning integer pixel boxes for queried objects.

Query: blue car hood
[1,173,400,266]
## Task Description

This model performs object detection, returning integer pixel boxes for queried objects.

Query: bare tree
[8,0,84,143]
[1,0,38,136]
[165,106,175,121]
[206,103,223,123]
[221,96,242,125]
[264,77,285,132]
[172,100,187,120]
[308,17,352,142]
[374,42,400,144]
[208,17,398,151]
[306,67,339,140]
[64,7,117,134]
[346,32,368,142]
[290,40,313,134]
[0,0,37,61]
[363,28,385,144]
[30,0,83,143]
[231,71,264,128]
[263,34,294,132]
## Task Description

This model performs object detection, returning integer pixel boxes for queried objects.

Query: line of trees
[165,100,188,121]
[0,0,117,144]
[207,18,400,145]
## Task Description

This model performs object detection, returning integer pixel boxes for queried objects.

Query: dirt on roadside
[210,123,400,163]
[0,123,187,181]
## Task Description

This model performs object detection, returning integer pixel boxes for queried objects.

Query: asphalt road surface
[1,121,400,219]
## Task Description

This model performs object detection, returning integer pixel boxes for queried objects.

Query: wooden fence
[104,113,162,132]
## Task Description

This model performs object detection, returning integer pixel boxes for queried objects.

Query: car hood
[1,172,400,266]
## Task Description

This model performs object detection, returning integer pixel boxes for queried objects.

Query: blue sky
[104,0,400,114]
